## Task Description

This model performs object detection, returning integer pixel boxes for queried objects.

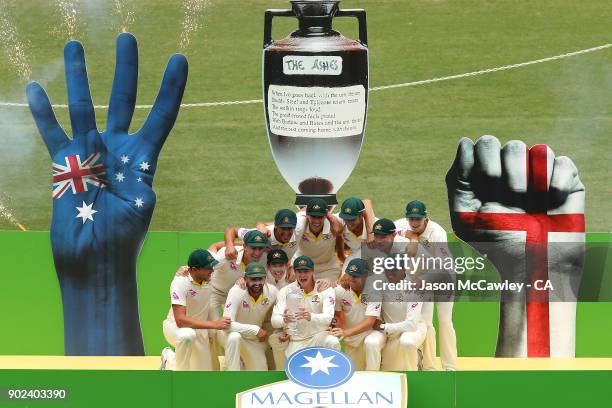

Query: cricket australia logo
[236,347,407,407]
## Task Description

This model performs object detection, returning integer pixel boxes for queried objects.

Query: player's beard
[247,282,263,297]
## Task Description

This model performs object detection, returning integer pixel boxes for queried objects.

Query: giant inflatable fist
[27,33,188,355]
[446,135,585,357]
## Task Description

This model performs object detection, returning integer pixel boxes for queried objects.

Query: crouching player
[330,258,385,370]
[223,263,278,371]
[364,257,427,371]
[271,256,340,357]
[161,249,231,371]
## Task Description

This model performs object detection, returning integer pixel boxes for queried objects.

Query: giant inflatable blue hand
[26,33,188,355]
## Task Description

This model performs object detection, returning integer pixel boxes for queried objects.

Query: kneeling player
[223,263,278,371]
[271,256,340,356]
[330,258,384,370]
[364,259,427,371]
[162,249,231,371]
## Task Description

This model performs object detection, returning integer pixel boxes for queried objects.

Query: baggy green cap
[275,209,297,228]
[345,258,367,277]
[188,249,219,269]
[244,230,269,248]
[405,200,427,218]
[267,248,289,264]
[245,262,267,278]
[293,255,315,270]
[306,198,328,217]
[339,197,365,220]
[372,218,396,235]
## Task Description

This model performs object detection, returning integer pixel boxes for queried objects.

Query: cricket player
[266,248,291,289]
[271,256,340,356]
[363,258,428,371]
[330,258,385,370]
[223,263,279,371]
[294,198,344,282]
[222,209,299,261]
[210,230,269,348]
[334,197,377,273]
[395,200,457,371]
[161,249,232,371]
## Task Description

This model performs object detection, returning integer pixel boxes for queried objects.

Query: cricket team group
[160,197,458,372]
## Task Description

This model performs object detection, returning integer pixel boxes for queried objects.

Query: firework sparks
[114,0,135,33]
[179,0,211,51]
[0,196,26,231]
[0,2,32,82]
[54,0,80,40]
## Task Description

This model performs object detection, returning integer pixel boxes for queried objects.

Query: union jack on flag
[52,153,107,199]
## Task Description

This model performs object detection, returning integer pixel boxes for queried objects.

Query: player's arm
[335,234,346,264]
[304,288,335,328]
[327,211,343,237]
[362,199,376,241]
[223,287,261,336]
[172,305,230,330]
[208,240,227,253]
[254,222,273,236]
[382,302,422,335]
[271,289,288,329]
[343,316,377,338]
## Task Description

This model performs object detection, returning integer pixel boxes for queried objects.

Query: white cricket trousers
[421,302,457,370]
[268,330,289,370]
[225,332,269,371]
[163,320,215,371]
[344,330,381,371]
[364,324,427,371]
[285,332,341,357]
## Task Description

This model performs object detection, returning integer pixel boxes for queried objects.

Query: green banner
[1,231,611,357]
[0,370,610,407]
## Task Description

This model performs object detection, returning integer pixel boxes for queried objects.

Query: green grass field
[0,0,610,232]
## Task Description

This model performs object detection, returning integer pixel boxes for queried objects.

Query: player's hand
[446,136,585,357]
[337,273,350,290]
[278,331,290,342]
[373,319,382,331]
[330,327,344,339]
[175,265,189,277]
[225,244,238,261]
[286,267,296,283]
[404,230,419,240]
[235,277,246,290]
[255,223,271,237]
[297,308,311,321]
[283,309,296,323]
[256,328,268,342]
[27,33,187,355]
[213,317,232,330]
[315,279,331,292]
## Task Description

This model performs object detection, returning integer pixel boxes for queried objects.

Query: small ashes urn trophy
[263,0,368,208]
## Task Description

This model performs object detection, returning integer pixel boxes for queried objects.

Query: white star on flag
[76,201,97,224]
[137,177,142,183]
[300,351,338,375]
[139,162,150,171]
[120,155,130,164]
[134,197,144,208]
[115,172,125,182]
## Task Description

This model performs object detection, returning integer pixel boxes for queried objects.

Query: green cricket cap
[245,262,267,278]
[188,249,218,269]
[339,197,365,220]
[275,209,297,228]
[267,248,289,264]
[372,218,396,235]
[293,255,315,271]
[243,230,269,248]
[306,198,328,216]
[405,200,427,218]
[345,258,368,277]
